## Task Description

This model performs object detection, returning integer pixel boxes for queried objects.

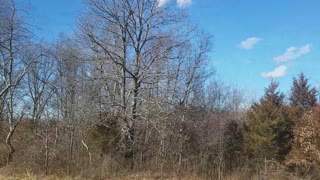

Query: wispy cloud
[157,0,192,8]
[238,37,261,50]
[157,0,169,7]
[261,65,287,78]
[274,44,311,62]
[177,0,192,8]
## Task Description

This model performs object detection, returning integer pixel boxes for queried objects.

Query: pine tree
[244,81,293,161]
[290,73,317,119]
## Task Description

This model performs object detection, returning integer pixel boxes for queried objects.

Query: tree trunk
[124,79,139,170]
[69,127,74,162]
[6,125,16,164]
[81,138,92,166]
[125,124,135,170]
[54,126,58,150]
[45,128,49,175]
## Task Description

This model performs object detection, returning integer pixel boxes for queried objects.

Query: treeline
[0,0,319,179]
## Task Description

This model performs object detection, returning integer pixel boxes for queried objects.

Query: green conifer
[290,73,317,120]
[244,81,293,161]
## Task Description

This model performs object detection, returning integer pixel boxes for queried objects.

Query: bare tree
[25,43,57,129]
[23,43,59,174]
[34,110,52,175]
[0,0,34,163]
[80,0,189,168]
[53,35,85,165]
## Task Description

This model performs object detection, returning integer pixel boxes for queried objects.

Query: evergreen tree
[290,73,317,119]
[244,81,293,161]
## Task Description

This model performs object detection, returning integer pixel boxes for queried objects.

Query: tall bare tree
[80,0,190,168]
[52,35,86,166]
[0,0,34,163]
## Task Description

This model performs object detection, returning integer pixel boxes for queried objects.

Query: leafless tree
[0,0,34,163]
[80,0,190,168]
[53,36,84,164]
[25,43,57,129]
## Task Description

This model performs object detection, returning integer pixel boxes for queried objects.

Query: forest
[0,0,319,179]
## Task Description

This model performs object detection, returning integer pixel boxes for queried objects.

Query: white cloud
[261,65,287,78]
[274,44,311,62]
[238,37,261,50]
[177,0,192,8]
[157,0,169,7]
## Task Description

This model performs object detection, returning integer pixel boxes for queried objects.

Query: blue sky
[26,0,320,98]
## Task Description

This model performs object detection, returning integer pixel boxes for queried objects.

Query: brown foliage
[286,106,320,177]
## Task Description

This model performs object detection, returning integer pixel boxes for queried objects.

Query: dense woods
[0,0,319,179]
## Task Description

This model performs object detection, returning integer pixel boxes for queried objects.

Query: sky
[26,0,320,99]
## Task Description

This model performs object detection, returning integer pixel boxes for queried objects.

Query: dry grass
[0,172,310,180]
[112,172,202,180]
[0,167,313,180]
[0,173,201,180]
[0,168,203,180]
